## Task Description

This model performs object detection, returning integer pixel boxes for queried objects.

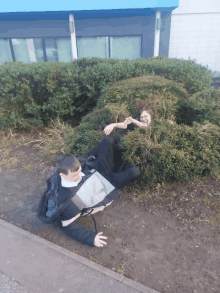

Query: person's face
[140,110,151,123]
[60,166,82,182]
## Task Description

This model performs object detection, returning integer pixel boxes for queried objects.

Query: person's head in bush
[104,106,174,136]
[103,106,152,135]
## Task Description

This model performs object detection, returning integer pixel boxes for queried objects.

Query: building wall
[72,15,156,59]
[159,11,172,57]
[0,20,70,38]
[0,14,157,63]
[171,0,220,14]
[169,0,220,72]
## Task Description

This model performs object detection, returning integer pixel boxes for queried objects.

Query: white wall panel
[169,0,220,72]
[172,0,220,14]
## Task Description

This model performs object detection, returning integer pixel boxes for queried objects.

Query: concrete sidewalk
[0,219,159,293]
[0,271,34,293]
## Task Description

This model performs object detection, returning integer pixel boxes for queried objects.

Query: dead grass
[0,147,20,173]
[21,164,33,171]
[33,117,75,165]
[0,117,75,168]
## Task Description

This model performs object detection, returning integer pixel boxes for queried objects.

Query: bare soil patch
[0,127,220,293]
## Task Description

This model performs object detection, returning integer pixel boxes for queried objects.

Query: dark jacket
[37,155,121,247]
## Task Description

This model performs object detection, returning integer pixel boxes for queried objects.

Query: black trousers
[86,135,140,190]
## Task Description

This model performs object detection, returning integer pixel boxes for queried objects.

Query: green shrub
[0,61,82,131]
[62,75,220,188]
[77,57,213,110]
[64,104,130,157]
[176,88,220,127]
[75,56,118,72]
[143,56,213,95]
[64,107,220,189]
[0,56,213,132]
[97,75,190,123]
[118,119,220,188]
[63,74,190,158]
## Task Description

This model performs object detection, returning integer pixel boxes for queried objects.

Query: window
[45,38,58,62]
[11,38,44,63]
[0,35,142,65]
[76,36,109,59]
[110,36,141,60]
[8,37,71,64]
[33,39,44,62]
[12,38,31,63]
[76,36,141,60]
[45,38,72,62]
[0,39,13,65]
[57,38,72,62]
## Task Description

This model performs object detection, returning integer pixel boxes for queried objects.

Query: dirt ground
[0,127,220,293]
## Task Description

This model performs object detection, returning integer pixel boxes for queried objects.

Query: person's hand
[124,117,133,125]
[94,232,107,247]
[103,124,115,136]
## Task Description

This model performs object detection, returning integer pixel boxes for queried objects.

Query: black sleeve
[62,220,97,247]
[57,177,97,247]
[127,123,135,131]
[59,201,97,247]
[126,117,139,131]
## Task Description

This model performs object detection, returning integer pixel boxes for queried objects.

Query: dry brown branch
[9,130,15,137]
[24,140,44,145]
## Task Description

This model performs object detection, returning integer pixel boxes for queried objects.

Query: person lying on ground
[37,136,140,248]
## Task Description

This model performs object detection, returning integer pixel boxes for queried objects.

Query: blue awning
[0,0,179,21]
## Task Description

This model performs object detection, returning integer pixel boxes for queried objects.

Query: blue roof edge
[0,5,179,21]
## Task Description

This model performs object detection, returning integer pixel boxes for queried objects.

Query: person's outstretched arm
[112,121,128,129]
[61,213,81,227]
[61,210,108,248]
[129,117,150,128]
[103,120,128,135]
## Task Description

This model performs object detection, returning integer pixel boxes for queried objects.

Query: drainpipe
[69,14,78,60]
[154,10,161,57]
